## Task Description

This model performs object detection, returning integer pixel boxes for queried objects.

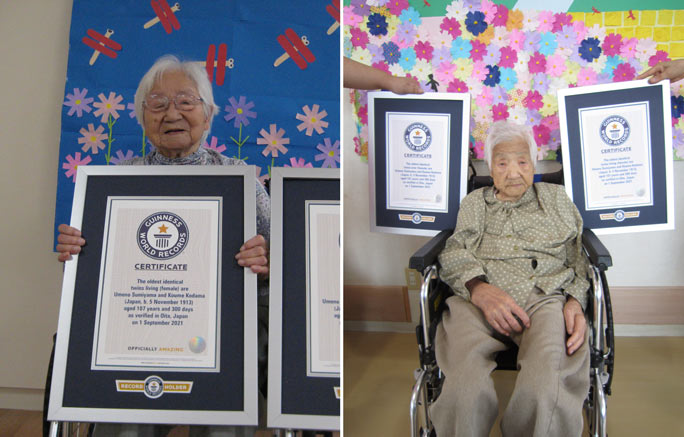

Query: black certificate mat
[49,166,259,425]
[558,80,674,234]
[368,92,470,236]
[268,168,340,430]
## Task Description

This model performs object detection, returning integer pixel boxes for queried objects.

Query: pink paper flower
[93,92,125,123]
[350,27,369,48]
[414,40,434,61]
[258,124,290,157]
[572,21,588,43]
[649,50,671,67]
[613,63,636,82]
[492,103,509,121]
[254,165,270,187]
[552,13,572,32]
[202,136,226,153]
[508,29,525,51]
[440,17,461,38]
[296,104,329,136]
[78,123,107,154]
[577,67,598,86]
[528,52,547,74]
[602,33,622,56]
[343,8,362,27]
[284,157,313,168]
[447,79,469,93]
[62,152,92,182]
[620,37,638,60]
[546,54,566,77]
[372,61,390,73]
[523,90,544,111]
[491,4,509,27]
[435,61,457,84]
[470,39,487,62]
[387,0,409,16]
[472,140,485,159]
[542,115,560,131]
[357,104,368,125]
[471,61,488,82]
[499,46,517,68]
[537,11,554,33]
[475,86,494,107]
[533,124,551,146]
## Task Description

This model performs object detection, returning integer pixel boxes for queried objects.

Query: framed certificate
[368,92,470,236]
[268,168,340,430]
[558,80,674,234]
[48,165,259,425]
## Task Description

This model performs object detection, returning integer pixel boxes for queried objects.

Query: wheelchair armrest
[582,227,612,271]
[409,229,454,272]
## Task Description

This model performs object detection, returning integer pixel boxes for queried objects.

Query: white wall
[0,0,72,409]
[343,90,684,288]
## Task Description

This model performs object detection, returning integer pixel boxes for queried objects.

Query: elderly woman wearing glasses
[432,121,591,437]
[55,55,269,436]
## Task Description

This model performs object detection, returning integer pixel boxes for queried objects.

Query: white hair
[134,55,219,145]
[484,121,537,170]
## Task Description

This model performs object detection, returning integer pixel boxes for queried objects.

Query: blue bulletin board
[55,0,341,246]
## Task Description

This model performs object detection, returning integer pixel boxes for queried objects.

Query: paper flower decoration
[346,0,684,160]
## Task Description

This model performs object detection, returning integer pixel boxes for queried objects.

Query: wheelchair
[408,171,615,437]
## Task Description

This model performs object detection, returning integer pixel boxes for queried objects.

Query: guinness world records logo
[404,122,432,152]
[137,212,189,260]
[144,376,164,399]
[600,115,630,146]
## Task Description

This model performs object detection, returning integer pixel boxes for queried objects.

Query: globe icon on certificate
[189,336,206,353]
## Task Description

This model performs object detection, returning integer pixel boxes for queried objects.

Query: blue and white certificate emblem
[386,112,450,213]
[92,197,222,372]
[578,102,653,211]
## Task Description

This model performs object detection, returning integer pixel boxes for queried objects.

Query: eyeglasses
[144,93,203,112]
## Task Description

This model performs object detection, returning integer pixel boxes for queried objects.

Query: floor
[344,331,684,436]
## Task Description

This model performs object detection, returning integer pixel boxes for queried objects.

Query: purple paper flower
[396,22,417,45]
[224,96,257,128]
[63,88,94,117]
[482,45,501,65]
[367,13,388,37]
[382,42,401,65]
[524,31,541,53]
[367,43,384,64]
[491,85,509,105]
[315,138,340,168]
[110,149,137,164]
[127,102,136,119]
[351,0,371,17]
[432,46,451,67]
[556,27,576,49]
[579,38,602,62]
[526,108,542,125]
[483,65,500,87]
[465,11,487,36]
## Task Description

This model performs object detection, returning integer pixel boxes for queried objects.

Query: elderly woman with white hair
[432,121,591,437]
[55,55,269,437]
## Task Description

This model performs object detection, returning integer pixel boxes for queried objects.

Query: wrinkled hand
[235,234,268,275]
[563,296,586,355]
[389,76,424,95]
[56,224,86,262]
[468,279,530,337]
[636,59,684,84]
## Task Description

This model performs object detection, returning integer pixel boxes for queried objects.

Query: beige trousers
[431,290,590,437]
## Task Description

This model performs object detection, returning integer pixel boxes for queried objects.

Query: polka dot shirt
[438,183,589,309]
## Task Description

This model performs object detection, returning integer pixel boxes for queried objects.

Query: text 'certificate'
[578,102,653,211]
[92,197,222,372]
[305,201,340,377]
[386,112,451,213]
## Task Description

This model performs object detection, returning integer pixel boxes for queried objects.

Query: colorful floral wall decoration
[344,0,684,162]
[56,0,340,245]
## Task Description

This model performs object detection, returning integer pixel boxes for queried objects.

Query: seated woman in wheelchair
[432,121,590,437]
